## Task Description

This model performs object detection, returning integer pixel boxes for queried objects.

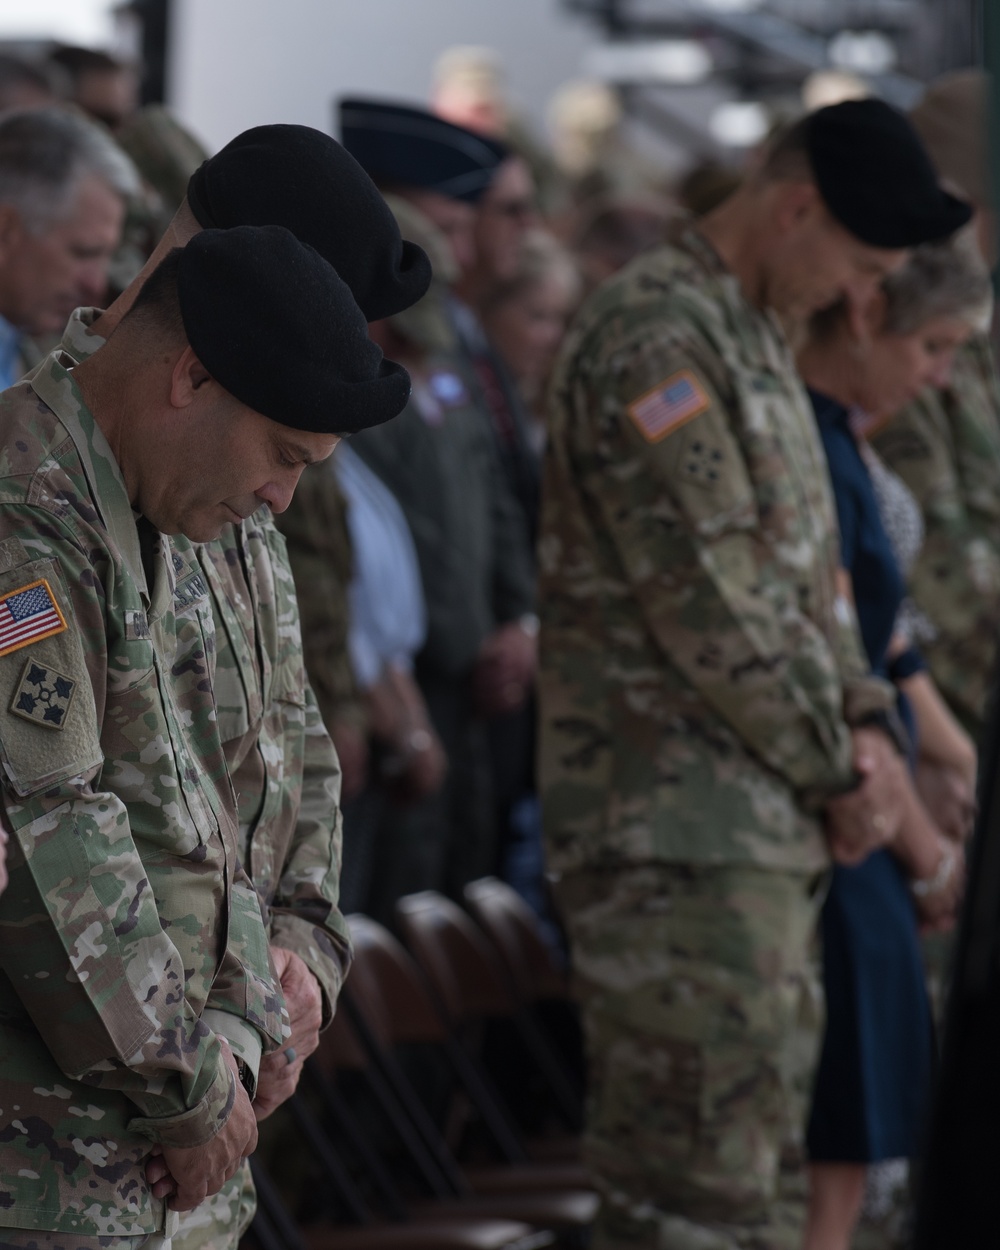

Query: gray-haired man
[0,107,137,383]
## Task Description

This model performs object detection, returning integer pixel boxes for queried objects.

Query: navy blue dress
[807,390,933,1163]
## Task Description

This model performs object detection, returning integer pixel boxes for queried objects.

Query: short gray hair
[882,229,993,335]
[0,107,140,234]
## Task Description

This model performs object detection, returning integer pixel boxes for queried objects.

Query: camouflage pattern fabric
[539,224,892,880]
[539,224,894,1244]
[53,310,351,1250]
[117,106,210,223]
[0,355,286,1237]
[556,864,821,1250]
[170,1160,255,1250]
[0,1234,146,1250]
[58,309,352,1027]
[196,515,352,1018]
[871,333,1000,739]
[274,465,366,741]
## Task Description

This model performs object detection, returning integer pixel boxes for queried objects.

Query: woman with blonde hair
[797,231,992,1250]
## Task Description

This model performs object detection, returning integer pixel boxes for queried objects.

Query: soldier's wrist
[852,708,911,757]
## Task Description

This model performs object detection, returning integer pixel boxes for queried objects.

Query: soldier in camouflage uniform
[539,101,970,1249]
[0,224,410,1246]
[37,125,431,1248]
[871,71,1000,741]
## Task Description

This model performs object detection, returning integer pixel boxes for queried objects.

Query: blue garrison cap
[338,97,508,204]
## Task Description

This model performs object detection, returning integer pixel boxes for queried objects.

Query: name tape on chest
[626,369,711,444]
[0,578,68,659]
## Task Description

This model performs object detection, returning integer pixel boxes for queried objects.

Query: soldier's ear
[168,345,215,410]
[772,179,821,232]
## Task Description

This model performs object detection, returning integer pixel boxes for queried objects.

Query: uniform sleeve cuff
[201,1010,264,1082]
[842,674,896,726]
[128,1058,236,1149]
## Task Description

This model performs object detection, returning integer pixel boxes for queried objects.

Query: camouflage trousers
[555,863,825,1250]
[0,1236,147,1250]
[0,1165,254,1250]
[171,1162,256,1250]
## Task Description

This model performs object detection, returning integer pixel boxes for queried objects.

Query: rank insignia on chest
[627,369,711,443]
[10,659,76,730]
[0,578,68,658]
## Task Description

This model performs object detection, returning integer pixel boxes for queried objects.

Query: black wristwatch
[234,1056,256,1100]
[855,708,912,758]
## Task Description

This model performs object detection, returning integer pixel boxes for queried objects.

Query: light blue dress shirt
[334,444,427,690]
[0,314,23,392]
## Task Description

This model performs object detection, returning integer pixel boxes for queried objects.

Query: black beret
[186,124,431,321]
[338,97,508,204]
[176,226,411,435]
[806,99,972,248]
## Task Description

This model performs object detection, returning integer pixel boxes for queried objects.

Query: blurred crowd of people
[0,30,996,1250]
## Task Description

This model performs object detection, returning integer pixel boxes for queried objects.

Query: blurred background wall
[170,0,602,151]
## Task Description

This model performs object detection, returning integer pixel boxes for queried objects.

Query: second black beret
[186,124,432,320]
[807,99,972,248]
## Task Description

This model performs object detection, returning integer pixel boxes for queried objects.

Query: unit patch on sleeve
[626,369,712,444]
[10,659,76,730]
[0,578,68,658]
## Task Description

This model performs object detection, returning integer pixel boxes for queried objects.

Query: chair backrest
[463,878,568,1004]
[395,890,517,1025]
[345,912,451,1046]
[314,997,368,1075]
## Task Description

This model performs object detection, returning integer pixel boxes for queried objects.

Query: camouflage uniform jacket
[198,516,352,1025]
[275,467,367,743]
[60,309,352,1028]
[0,354,286,1235]
[539,225,895,876]
[871,333,1000,735]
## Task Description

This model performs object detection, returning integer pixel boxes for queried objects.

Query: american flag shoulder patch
[0,578,68,659]
[626,369,711,444]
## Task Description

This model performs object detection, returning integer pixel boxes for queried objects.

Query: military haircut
[752,114,813,185]
[573,197,670,271]
[118,245,187,345]
[0,106,139,232]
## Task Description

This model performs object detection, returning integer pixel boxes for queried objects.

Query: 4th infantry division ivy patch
[10,659,76,730]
